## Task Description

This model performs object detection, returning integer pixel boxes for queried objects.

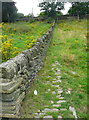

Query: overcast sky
[14,0,72,16]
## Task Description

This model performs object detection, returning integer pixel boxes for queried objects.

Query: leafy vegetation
[2,2,18,22]
[0,21,52,63]
[68,2,89,19]
[39,2,64,18]
[20,19,87,119]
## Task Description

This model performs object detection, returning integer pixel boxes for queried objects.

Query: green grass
[20,19,87,118]
[1,21,52,62]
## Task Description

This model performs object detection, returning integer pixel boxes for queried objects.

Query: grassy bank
[20,19,87,118]
[0,21,52,62]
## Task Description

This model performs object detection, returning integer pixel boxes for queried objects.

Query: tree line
[1,1,89,22]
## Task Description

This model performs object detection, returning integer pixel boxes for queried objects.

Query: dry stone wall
[0,22,55,118]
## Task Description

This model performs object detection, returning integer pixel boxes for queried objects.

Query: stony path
[32,61,72,119]
[20,20,87,119]
[21,60,78,118]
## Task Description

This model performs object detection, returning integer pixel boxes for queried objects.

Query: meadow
[20,19,87,118]
[0,21,52,63]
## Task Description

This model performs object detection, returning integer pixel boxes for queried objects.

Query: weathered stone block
[20,84,26,92]
[0,81,16,91]
[13,53,28,70]
[28,47,38,57]
[0,60,18,79]
[0,92,25,118]
[0,89,20,101]
[0,78,12,83]
[0,77,23,93]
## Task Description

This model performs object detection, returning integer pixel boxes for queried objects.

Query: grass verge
[20,19,87,118]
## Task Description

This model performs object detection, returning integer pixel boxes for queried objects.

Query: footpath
[20,20,87,119]
[32,61,76,119]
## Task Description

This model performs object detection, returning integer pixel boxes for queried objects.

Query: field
[20,19,87,118]
[0,21,52,63]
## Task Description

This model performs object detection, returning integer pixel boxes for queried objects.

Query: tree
[68,2,89,20]
[39,2,64,18]
[38,12,45,17]
[17,13,24,18]
[25,13,34,18]
[2,1,18,22]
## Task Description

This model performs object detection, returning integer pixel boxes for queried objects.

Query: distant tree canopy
[24,13,34,18]
[39,2,64,18]
[68,2,89,19]
[17,13,24,18]
[38,12,45,17]
[2,2,18,22]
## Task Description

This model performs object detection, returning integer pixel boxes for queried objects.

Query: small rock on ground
[60,108,67,111]
[52,64,56,67]
[52,91,56,94]
[58,115,62,118]
[56,80,62,82]
[66,90,71,94]
[52,81,58,83]
[50,100,54,104]
[43,115,53,118]
[42,108,59,112]
[52,80,61,83]
[42,108,51,112]
[56,76,61,79]
[53,78,57,80]
[57,90,63,94]
[47,81,50,83]
[59,97,65,99]
[56,95,61,98]
[57,100,66,104]
[55,72,61,75]
[56,68,61,71]
[48,89,51,91]
[34,116,40,119]
[51,108,59,111]
[52,85,59,88]
[39,112,45,115]
[53,104,61,107]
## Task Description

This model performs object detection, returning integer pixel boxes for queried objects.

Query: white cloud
[13,0,72,16]
[14,0,41,16]
[61,2,72,15]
